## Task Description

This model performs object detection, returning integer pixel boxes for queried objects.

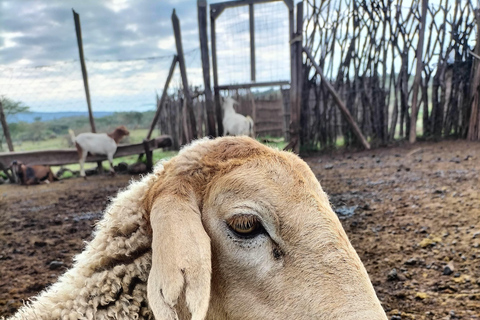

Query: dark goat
[11,160,57,185]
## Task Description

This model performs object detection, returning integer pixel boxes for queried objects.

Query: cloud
[0,0,293,112]
[0,0,183,65]
[104,0,130,13]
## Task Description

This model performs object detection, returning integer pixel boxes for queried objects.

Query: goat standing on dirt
[222,97,255,137]
[69,126,129,178]
[10,160,57,185]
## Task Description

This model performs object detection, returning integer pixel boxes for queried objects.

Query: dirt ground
[1,140,480,319]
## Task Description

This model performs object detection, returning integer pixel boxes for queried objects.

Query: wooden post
[286,3,302,154]
[198,0,217,137]
[147,55,178,140]
[303,47,371,150]
[211,8,224,136]
[172,9,197,141]
[249,3,256,82]
[248,88,257,137]
[468,9,480,140]
[0,100,14,152]
[409,0,428,143]
[295,3,303,152]
[142,139,153,172]
[73,9,103,173]
[72,9,96,133]
[248,88,257,123]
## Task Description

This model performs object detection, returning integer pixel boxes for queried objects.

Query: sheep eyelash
[226,214,264,238]
[229,215,257,229]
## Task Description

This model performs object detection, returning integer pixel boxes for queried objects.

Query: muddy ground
[1,140,480,319]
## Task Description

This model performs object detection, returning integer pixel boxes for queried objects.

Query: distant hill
[7,111,114,123]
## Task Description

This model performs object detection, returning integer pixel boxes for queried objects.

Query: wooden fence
[157,89,286,143]
[301,0,478,148]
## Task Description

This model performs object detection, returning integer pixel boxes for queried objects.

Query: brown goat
[10,160,57,185]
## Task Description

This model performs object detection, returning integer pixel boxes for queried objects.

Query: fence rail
[0,136,172,168]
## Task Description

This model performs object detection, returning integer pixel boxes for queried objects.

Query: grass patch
[12,128,153,152]
[52,149,178,177]
[258,136,287,150]
[14,136,69,151]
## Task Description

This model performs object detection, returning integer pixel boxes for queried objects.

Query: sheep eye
[227,215,264,238]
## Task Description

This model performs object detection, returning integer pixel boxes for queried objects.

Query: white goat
[7,136,387,320]
[222,97,255,137]
[69,126,129,177]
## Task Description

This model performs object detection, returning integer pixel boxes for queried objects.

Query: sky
[0,0,292,112]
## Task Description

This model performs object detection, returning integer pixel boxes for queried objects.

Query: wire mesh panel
[215,5,251,85]
[254,2,290,83]
[1,61,85,113]
[213,0,291,86]
[0,49,203,115]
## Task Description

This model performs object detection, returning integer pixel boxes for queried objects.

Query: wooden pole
[146,55,178,140]
[210,8,224,136]
[286,3,302,153]
[142,139,153,172]
[198,0,217,137]
[248,88,257,137]
[0,100,14,152]
[172,9,197,141]
[249,3,256,82]
[303,47,371,150]
[409,0,428,143]
[295,3,303,153]
[73,9,103,173]
[468,9,480,140]
[72,9,96,133]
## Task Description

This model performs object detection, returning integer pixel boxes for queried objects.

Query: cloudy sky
[0,0,292,112]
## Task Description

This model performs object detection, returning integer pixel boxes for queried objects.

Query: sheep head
[143,136,387,320]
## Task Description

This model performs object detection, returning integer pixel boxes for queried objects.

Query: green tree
[1,96,30,115]
[0,96,30,150]
[120,111,143,128]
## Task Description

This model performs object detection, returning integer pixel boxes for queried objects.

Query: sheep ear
[147,196,211,320]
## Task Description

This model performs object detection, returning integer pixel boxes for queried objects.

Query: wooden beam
[303,47,371,150]
[142,139,153,172]
[72,9,95,133]
[469,50,480,61]
[409,0,428,144]
[211,0,286,19]
[172,9,197,140]
[468,9,480,140]
[286,3,302,154]
[210,11,224,136]
[249,3,256,82]
[0,136,172,168]
[198,0,217,137]
[0,100,14,152]
[147,55,178,140]
[282,0,294,10]
[215,81,289,90]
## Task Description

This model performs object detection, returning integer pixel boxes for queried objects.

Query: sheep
[69,126,130,178]
[222,97,255,137]
[10,160,57,185]
[7,136,387,320]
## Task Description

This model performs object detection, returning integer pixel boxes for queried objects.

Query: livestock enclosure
[4,1,480,319]
[2,0,480,155]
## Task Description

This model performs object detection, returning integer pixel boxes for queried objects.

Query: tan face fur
[143,137,387,320]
